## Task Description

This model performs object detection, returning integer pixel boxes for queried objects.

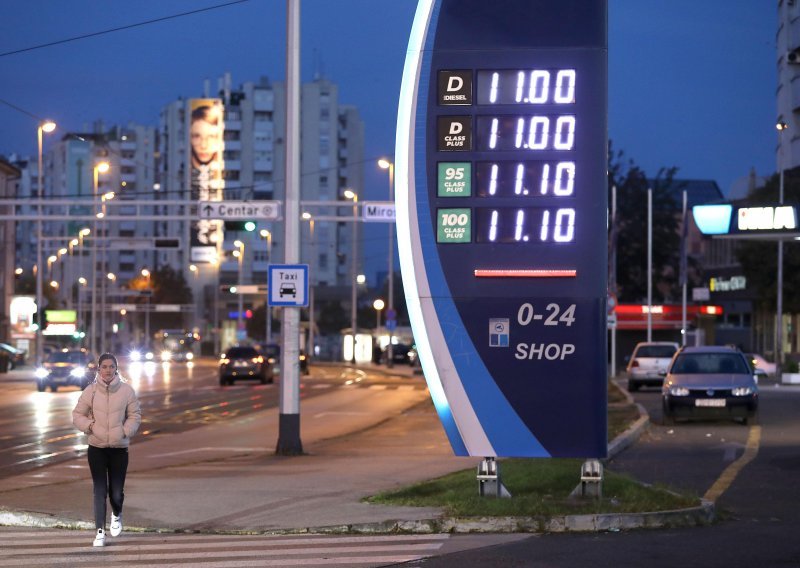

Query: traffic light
[224,221,257,232]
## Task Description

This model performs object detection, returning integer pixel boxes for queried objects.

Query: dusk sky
[0,1,778,272]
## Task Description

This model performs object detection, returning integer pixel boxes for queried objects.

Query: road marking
[703,425,761,502]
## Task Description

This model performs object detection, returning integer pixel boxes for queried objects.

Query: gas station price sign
[395,0,608,458]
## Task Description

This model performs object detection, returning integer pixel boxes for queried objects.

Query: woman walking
[72,353,141,547]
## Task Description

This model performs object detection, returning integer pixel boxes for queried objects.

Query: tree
[735,170,800,312]
[608,143,682,303]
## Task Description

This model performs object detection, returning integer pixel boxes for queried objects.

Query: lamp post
[344,189,359,363]
[90,161,109,355]
[78,277,87,343]
[260,229,273,345]
[35,120,56,366]
[373,298,384,332]
[777,120,788,377]
[378,158,395,367]
[302,212,316,357]
[99,189,114,348]
[141,268,151,347]
[234,240,245,338]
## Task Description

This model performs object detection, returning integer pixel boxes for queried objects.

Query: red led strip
[474,269,577,278]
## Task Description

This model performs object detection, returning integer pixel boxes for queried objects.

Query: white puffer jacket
[72,374,141,448]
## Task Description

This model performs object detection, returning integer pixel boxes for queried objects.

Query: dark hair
[98,353,118,369]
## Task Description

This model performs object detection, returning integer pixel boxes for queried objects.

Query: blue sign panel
[395,0,608,458]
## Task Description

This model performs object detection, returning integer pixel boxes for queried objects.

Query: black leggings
[87,446,129,530]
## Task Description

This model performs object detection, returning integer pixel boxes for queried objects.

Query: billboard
[188,98,225,262]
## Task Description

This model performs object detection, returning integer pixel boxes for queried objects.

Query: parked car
[0,343,26,369]
[747,353,776,378]
[626,341,679,391]
[380,344,417,366]
[35,348,96,392]
[662,345,759,425]
[219,345,272,385]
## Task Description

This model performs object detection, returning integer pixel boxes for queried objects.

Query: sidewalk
[0,364,710,534]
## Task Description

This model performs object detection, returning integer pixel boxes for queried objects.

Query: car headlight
[35,367,49,379]
[669,386,690,396]
[161,350,172,362]
[70,366,86,377]
[145,351,154,361]
[129,350,141,362]
[732,386,754,396]
[185,352,194,361]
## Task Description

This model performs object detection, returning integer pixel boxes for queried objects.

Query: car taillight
[630,360,639,368]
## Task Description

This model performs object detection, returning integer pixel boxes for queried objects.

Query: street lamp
[259,229,273,345]
[378,158,396,367]
[141,268,151,346]
[35,119,56,366]
[344,188,358,362]
[373,298,385,331]
[234,240,245,337]
[777,120,789,376]
[90,161,110,356]
[302,212,316,357]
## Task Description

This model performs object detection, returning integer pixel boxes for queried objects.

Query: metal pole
[276,0,303,455]
[266,232,273,345]
[90,169,98,356]
[350,195,358,363]
[610,185,617,377]
[778,124,786,378]
[214,249,221,355]
[387,163,395,368]
[145,273,151,348]
[308,219,315,357]
[647,188,652,342]
[237,244,244,334]
[35,126,44,366]
[681,190,687,346]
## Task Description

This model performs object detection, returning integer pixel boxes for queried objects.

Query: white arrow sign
[198,201,281,220]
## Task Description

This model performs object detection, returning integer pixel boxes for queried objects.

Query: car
[279,283,297,298]
[219,345,272,385]
[380,344,417,366]
[35,348,96,392]
[0,343,26,369]
[747,353,776,378]
[261,343,309,375]
[626,341,679,391]
[661,345,759,425]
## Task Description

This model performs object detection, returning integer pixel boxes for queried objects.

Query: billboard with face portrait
[188,99,225,262]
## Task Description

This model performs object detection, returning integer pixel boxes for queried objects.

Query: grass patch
[607,379,629,404]
[608,404,641,440]
[367,458,699,517]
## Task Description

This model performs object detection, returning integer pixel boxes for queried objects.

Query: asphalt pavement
[0,363,717,534]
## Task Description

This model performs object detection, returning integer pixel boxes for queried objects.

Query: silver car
[626,341,679,391]
[661,346,759,425]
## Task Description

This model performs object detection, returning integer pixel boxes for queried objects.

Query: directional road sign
[198,201,281,220]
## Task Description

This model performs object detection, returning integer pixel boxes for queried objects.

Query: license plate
[696,399,726,407]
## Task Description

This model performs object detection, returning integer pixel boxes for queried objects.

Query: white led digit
[554,69,576,103]
[540,163,550,195]
[528,116,548,150]
[554,162,575,196]
[514,209,525,241]
[515,117,525,148]
[489,164,499,195]
[515,71,525,103]
[490,72,499,103]
[489,210,499,242]
[489,118,499,149]
[529,70,550,104]
[514,163,524,195]
[553,116,575,150]
[554,208,576,242]
[540,209,550,241]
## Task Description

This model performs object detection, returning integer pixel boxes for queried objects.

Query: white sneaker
[110,513,122,537]
[93,528,105,547]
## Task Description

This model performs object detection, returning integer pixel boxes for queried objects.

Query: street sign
[362,201,396,222]
[268,264,309,307]
[386,318,398,331]
[198,201,281,220]
[396,0,608,458]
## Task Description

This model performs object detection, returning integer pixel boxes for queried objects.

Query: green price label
[437,208,471,243]
[438,162,471,197]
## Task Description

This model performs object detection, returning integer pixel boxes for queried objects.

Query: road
[408,380,800,567]
[0,359,411,479]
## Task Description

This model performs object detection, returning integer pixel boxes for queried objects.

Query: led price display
[476,69,577,105]
[475,115,576,152]
[475,161,575,198]
[473,207,576,243]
